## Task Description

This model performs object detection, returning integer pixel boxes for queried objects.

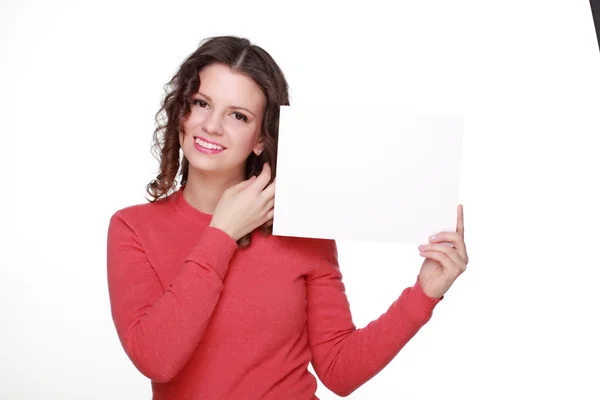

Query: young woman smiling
[106,35,469,400]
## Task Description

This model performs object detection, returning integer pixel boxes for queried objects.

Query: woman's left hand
[417,204,469,299]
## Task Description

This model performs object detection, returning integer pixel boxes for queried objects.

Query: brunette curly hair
[146,36,289,247]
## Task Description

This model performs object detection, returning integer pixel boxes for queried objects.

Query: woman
[107,35,469,400]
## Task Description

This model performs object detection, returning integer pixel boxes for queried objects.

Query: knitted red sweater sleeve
[306,239,441,396]
[106,211,238,383]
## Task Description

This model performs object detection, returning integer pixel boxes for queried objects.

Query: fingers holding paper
[417,204,469,299]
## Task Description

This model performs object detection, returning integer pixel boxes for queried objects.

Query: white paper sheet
[273,105,463,244]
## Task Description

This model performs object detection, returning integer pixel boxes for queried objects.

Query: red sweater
[107,186,441,399]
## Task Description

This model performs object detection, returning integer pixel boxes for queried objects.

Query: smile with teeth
[195,137,224,150]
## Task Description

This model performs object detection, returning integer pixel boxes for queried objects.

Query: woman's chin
[188,159,222,173]
[187,157,243,176]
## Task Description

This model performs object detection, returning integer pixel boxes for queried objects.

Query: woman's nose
[200,111,224,136]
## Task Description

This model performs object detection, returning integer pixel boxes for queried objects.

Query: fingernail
[430,235,436,241]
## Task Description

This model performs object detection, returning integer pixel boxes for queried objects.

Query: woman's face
[180,63,266,179]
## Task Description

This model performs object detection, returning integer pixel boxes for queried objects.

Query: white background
[2,0,600,399]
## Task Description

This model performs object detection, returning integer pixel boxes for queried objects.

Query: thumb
[253,163,272,190]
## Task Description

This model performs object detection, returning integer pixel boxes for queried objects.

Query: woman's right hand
[209,163,275,241]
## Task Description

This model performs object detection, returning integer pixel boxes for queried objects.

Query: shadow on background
[592,0,600,50]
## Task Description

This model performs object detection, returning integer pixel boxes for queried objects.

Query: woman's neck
[182,167,245,215]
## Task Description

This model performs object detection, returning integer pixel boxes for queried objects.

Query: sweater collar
[173,185,213,224]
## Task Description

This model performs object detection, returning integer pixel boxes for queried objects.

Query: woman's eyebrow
[196,91,256,117]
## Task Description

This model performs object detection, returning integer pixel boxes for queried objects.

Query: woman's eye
[192,99,208,108]
[232,112,248,122]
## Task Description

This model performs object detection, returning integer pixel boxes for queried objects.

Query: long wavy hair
[146,36,290,247]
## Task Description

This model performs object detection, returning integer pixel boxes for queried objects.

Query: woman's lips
[194,136,225,147]
[194,137,225,154]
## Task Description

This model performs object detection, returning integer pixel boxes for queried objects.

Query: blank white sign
[273,105,464,244]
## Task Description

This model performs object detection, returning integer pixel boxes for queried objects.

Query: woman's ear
[253,138,265,156]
